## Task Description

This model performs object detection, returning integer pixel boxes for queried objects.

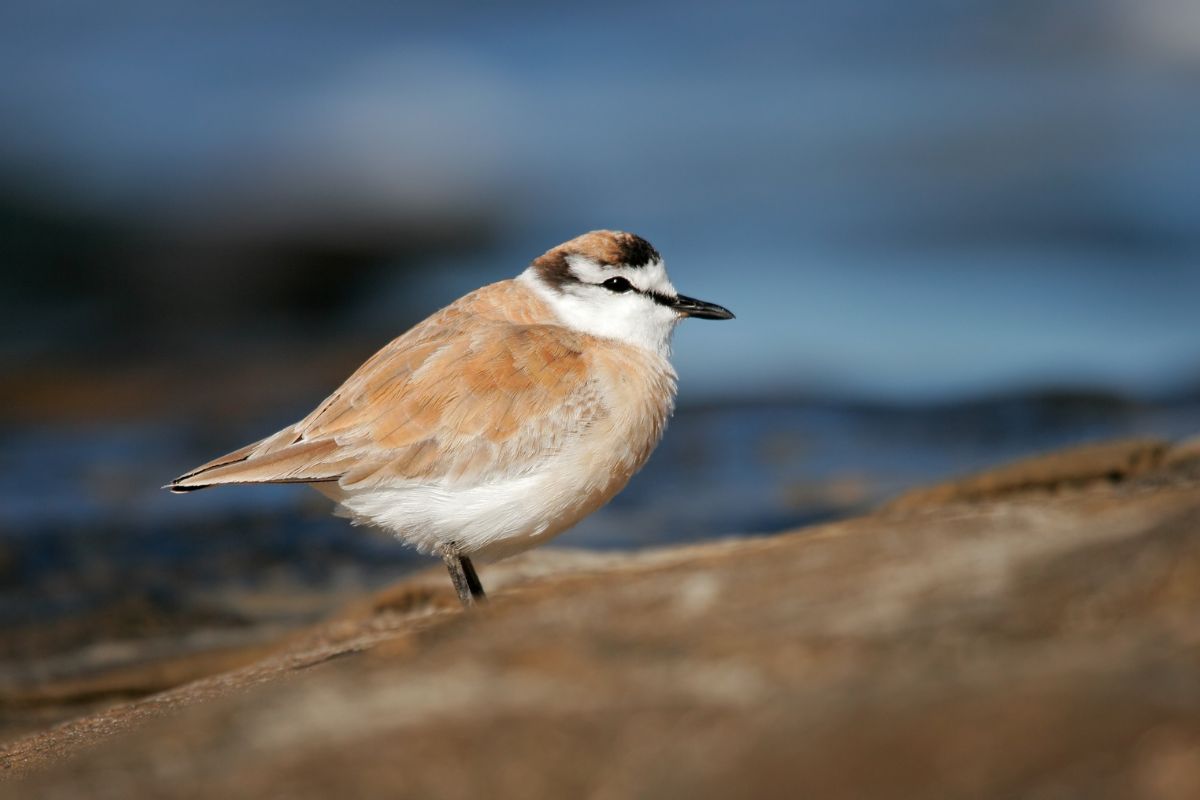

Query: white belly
[315,450,632,562]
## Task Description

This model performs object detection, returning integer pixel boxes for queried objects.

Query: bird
[167,230,734,607]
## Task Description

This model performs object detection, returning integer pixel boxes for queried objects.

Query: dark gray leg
[440,547,487,608]
[461,556,486,602]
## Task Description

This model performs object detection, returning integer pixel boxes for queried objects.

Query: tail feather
[166,436,350,492]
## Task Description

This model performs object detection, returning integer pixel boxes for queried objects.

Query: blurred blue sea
[4,1,1200,399]
[2,1,1200,643]
[5,395,1200,644]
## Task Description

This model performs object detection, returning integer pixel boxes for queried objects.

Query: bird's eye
[601,277,633,293]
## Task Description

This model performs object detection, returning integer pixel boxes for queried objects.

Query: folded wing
[168,321,601,492]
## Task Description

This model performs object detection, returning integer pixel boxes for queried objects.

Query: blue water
[7,398,1199,539]
[4,398,1199,622]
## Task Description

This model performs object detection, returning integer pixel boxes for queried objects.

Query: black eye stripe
[646,291,676,307]
[594,279,677,308]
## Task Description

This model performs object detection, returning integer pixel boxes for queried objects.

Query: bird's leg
[439,545,487,608]
[460,555,487,602]
[441,550,474,608]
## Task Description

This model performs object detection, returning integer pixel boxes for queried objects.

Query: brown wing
[168,319,603,492]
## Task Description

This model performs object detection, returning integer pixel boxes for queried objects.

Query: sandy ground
[3,437,1200,798]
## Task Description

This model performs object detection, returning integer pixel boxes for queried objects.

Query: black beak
[669,293,735,320]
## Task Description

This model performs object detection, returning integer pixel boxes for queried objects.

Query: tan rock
[885,437,1170,512]
[4,440,1200,798]
[1165,435,1200,470]
[2,438,1200,800]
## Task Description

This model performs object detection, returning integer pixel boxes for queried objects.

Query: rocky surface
[883,437,1173,511]
[4,437,1200,798]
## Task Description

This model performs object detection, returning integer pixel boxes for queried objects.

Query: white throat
[519,267,681,359]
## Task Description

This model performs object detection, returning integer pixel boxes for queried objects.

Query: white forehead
[565,255,677,296]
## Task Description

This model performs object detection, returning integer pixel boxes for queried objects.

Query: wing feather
[169,301,605,492]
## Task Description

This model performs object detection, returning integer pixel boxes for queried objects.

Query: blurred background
[3,0,1200,713]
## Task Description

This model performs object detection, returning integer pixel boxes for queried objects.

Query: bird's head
[521,230,733,356]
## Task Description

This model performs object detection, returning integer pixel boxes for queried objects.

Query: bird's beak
[670,294,735,320]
